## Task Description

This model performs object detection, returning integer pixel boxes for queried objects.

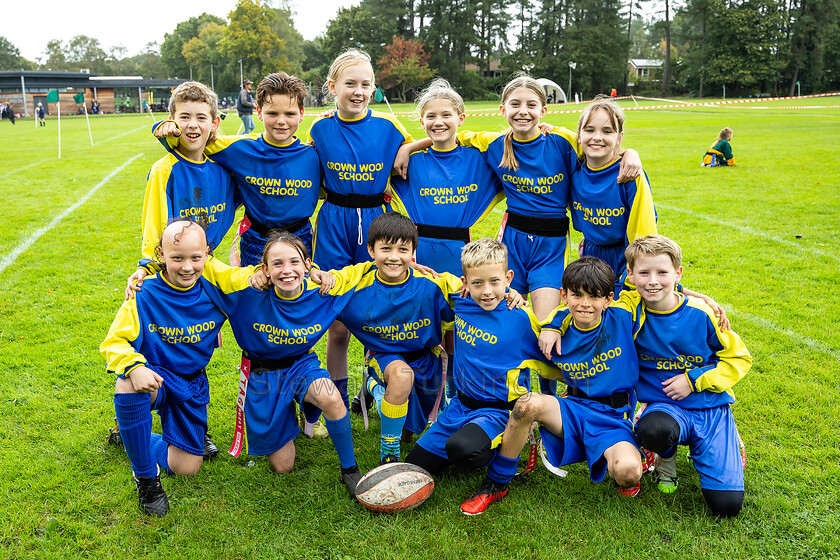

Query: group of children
[101,47,752,520]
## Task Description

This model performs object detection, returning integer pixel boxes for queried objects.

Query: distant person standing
[37,102,45,126]
[8,103,16,124]
[237,79,255,135]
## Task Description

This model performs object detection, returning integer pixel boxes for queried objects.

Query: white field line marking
[658,204,839,263]
[731,307,840,360]
[0,153,143,274]
[95,125,148,145]
[0,159,51,180]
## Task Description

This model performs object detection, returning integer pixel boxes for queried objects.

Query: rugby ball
[355,463,434,513]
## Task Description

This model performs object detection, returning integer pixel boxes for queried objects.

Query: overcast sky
[6,0,360,64]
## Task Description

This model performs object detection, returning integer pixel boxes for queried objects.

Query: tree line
[1,0,837,100]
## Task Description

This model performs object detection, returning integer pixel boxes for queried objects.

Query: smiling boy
[330,212,463,463]
[151,72,322,266]
[626,235,752,517]
[405,238,558,505]
[459,256,644,515]
[102,221,252,516]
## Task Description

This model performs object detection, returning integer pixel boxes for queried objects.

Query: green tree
[221,0,287,81]
[269,2,306,75]
[377,36,435,101]
[786,0,839,95]
[419,0,478,87]
[475,0,511,74]
[321,4,397,63]
[66,35,110,73]
[161,13,226,78]
[42,39,70,71]
[182,22,227,86]
[0,36,22,70]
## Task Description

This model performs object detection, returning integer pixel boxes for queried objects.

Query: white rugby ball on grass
[355,463,434,513]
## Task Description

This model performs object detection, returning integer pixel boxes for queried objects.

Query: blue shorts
[312,201,385,269]
[639,402,744,492]
[149,364,209,456]
[501,225,570,293]
[540,396,638,483]
[244,353,329,456]
[368,349,442,435]
[581,239,626,281]
[416,237,466,277]
[240,221,313,267]
[414,397,508,459]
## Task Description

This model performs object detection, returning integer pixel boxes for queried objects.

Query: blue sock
[487,452,518,485]
[324,411,356,470]
[302,402,322,424]
[367,375,386,409]
[333,377,349,410]
[150,433,173,475]
[380,399,408,459]
[114,392,156,478]
[538,377,557,396]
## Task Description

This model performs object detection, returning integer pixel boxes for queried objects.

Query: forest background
[1,0,838,102]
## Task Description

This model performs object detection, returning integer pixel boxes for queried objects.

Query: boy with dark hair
[459,255,644,515]
[405,238,556,505]
[626,235,751,517]
[329,212,463,463]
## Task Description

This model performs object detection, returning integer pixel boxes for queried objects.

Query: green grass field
[1,96,839,559]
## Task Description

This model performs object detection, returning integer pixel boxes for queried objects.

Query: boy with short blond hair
[626,234,751,517]
[406,238,559,507]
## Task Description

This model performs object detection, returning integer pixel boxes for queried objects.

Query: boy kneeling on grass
[102,221,252,516]
[462,256,645,515]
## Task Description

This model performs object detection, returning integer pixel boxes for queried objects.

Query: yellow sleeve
[372,110,414,144]
[457,130,501,151]
[327,262,377,295]
[200,257,257,293]
[548,127,581,157]
[625,171,657,243]
[687,299,752,395]
[140,155,177,265]
[100,299,146,377]
[523,307,564,380]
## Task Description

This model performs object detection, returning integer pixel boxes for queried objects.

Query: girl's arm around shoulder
[200,257,259,293]
[319,261,378,296]
[456,130,501,151]
[625,169,657,241]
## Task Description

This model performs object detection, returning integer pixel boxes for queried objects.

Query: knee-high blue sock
[302,402,322,424]
[333,377,349,411]
[324,411,356,470]
[114,392,156,478]
[150,433,173,475]
[486,452,518,485]
[380,398,408,460]
[538,376,557,396]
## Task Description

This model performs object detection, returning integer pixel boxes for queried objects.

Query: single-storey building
[0,71,186,117]
[627,59,664,82]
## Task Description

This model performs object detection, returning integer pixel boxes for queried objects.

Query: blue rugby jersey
[453,297,558,402]
[307,109,412,196]
[625,291,752,410]
[389,145,504,229]
[457,129,579,219]
[140,150,239,271]
[570,157,657,247]
[335,265,462,354]
[152,124,322,228]
[100,258,251,377]
[541,299,642,400]
[200,263,371,360]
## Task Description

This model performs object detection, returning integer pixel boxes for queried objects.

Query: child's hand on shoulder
[617,148,642,182]
[309,269,336,294]
[538,330,561,360]
[154,120,180,138]
[538,122,555,135]
[662,374,692,400]
[319,108,336,119]
[248,270,270,290]
[129,366,164,393]
[125,269,147,300]
[411,261,439,278]
[505,288,528,309]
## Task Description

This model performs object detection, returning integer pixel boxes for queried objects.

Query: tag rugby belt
[415,223,471,243]
[458,391,518,411]
[243,351,307,373]
[244,215,310,238]
[505,210,569,237]
[324,189,386,208]
[565,385,630,409]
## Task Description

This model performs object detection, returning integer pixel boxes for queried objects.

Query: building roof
[628,59,664,68]
[0,71,186,89]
